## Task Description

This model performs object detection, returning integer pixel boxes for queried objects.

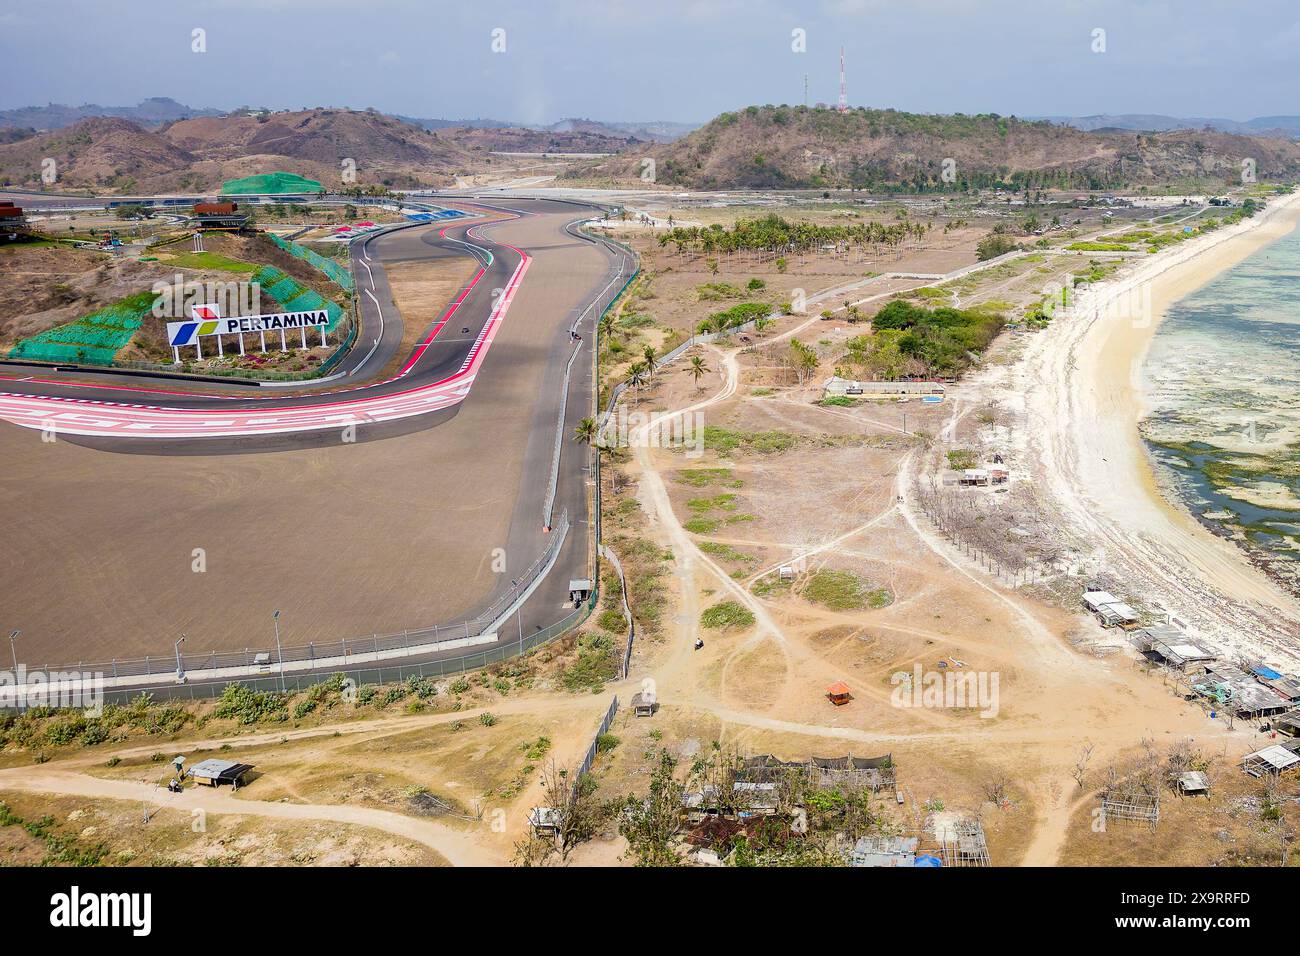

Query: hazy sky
[3,0,1299,123]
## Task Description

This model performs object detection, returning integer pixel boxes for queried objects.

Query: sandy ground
[1004,192,1300,665]
[570,302,1247,867]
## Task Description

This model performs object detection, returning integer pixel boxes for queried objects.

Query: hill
[0,109,481,193]
[579,105,1300,191]
[0,117,198,191]
[0,97,222,131]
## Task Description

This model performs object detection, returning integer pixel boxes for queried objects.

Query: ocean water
[1143,225,1300,560]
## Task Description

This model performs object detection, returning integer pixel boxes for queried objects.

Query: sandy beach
[1013,190,1300,665]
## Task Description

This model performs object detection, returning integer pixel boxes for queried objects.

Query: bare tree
[982,770,1013,807]
[512,759,600,867]
[1072,743,1095,791]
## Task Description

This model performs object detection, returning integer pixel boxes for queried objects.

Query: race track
[0,197,631,667]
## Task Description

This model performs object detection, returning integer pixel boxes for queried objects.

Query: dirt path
[1021,786,1098,866]
[0,767,500,867]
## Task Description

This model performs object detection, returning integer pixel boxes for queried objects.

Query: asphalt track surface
[0,198,633,681]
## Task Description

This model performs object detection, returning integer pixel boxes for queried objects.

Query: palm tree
[573,417,597,445]
[689,354,710,390]
[599,313,616,344]
[642,345,657,380]
[627,361,646,403]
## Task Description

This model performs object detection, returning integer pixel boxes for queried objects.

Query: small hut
[631,690,658,717]
[826,682,852,706]
[527,807,561,836]
[187,759,253,789]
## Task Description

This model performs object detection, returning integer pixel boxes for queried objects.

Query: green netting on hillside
[269,233,354,291]
[221,171,324,195]
[254,266,301,305]
[9,294,157,366]
[252,267,345,333]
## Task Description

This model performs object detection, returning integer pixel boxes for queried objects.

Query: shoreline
[1017,190,1300,663]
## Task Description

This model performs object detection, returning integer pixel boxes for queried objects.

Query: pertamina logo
[167,304,222,346]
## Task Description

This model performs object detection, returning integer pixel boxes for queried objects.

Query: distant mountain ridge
[0,97,222,131]
[1038,113,1300,139]
[398,114,698,143]
[0,98,701,147]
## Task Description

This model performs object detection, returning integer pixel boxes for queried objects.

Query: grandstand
[404,209,469,224]
[221,171,324,196]
[8,292,157,365]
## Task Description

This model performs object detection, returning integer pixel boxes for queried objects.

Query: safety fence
[98,601,594,706]
[599,544,636,680]
[573,695,620,800]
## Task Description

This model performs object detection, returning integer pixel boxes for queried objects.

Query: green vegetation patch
[946,448,978,470]
[696,281,745,301]
[684,517,719,534]
[700,601,756,630]
[1066,241,1132,252]
[866,299,1006,377]
[698,541,756,563]
[702,426,799,455]
[560,632,621,693]
[162,251,262,274]
[688,493,738,513]
[213,683,288,725]
[803,569,892,611]
[674,468,735,487]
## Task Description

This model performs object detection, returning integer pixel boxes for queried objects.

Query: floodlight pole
[7,629,18,673]
[273,610,285,693]
[174,634,187,682]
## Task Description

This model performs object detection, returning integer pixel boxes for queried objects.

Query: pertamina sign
[167,308,330,346]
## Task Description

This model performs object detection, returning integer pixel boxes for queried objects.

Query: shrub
[598,608,627,632]
[946,448,978,470]
[803,569,889,611]
[213,684,287,725]
[700,601,756,630]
